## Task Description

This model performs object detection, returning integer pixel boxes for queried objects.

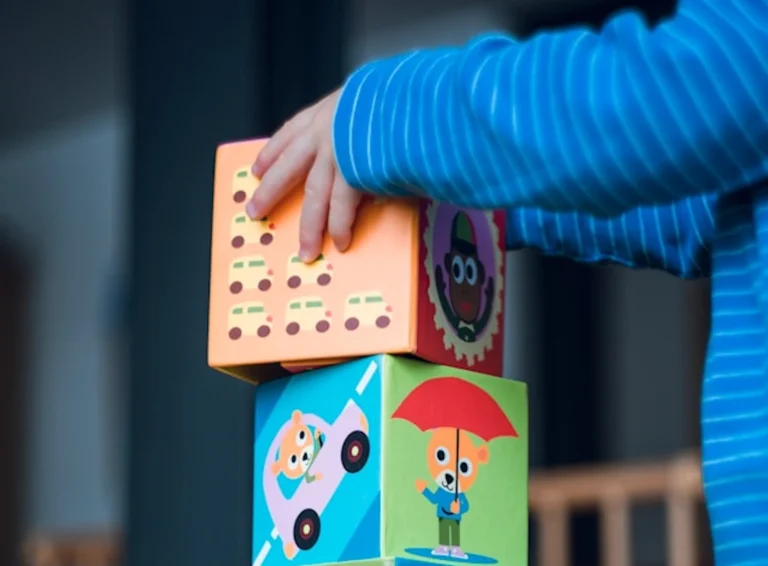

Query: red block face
[415,202,505,376]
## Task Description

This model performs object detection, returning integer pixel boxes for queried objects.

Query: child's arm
[333,0,768,216]
[509,194,715,278]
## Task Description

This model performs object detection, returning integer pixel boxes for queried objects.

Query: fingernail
[251,162,262,176]
[299,248,314,263]
[334,238,350,253]
[245,200,259,219]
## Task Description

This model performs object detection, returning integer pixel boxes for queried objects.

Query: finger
[246,137,315,220]
[252,108,317,177]
[327,173,362,253]
[298,147,334,263]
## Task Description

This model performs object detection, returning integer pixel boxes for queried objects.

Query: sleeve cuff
[332,48,460,197]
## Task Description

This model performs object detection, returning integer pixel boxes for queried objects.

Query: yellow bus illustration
[232,166,257,204]
[285,296,331,335]
[229,255,273,294]
[228,302,273,340]
[343,291,392,330]
[230,212,275,249]
[286,253,333,289]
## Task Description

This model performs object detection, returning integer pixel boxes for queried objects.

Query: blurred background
[0,0,712,565]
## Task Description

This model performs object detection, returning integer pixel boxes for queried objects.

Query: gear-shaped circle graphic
[423,202,504,366]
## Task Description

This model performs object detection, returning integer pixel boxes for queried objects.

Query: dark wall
[126,1,346,565]
[0,238,29,566]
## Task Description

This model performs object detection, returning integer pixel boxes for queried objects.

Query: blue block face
[253,356,383,566]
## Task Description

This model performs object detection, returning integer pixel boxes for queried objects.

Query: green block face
[382,356,528,564]
[252,355,527,566]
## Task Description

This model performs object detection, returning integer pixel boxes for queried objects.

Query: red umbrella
[391,376,518,500]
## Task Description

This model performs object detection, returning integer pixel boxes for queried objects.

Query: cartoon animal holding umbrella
[391,376,518,563]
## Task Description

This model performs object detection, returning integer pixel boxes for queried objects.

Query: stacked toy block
[209,139,528,566]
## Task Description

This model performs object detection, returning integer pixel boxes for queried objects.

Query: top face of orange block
[209,139,506,382]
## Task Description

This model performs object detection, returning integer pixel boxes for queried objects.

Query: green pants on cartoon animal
[439,517,461,548]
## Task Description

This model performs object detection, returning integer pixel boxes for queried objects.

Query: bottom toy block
[252,354,528,566]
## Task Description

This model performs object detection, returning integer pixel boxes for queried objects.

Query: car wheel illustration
[231,236,245,248]
[228,327,242,340]
[233,190,246,203]
[293,509,321,551]
[257,325,271,338]
[287,275,301,289]
[286,322,300,335]
[260,233,274,246]
[258,279,271,291]
[316,320,330,333]
[341,430,370,474]
[317,273,331,286]
[345,317,359,331]
[229,281,243,294]
[375,315,391,329]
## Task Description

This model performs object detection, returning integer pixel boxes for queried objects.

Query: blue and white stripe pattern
[332,0,768,562]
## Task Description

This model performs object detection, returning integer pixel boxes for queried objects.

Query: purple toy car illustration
[263,399,370,560]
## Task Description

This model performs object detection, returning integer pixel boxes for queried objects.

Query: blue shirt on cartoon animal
[415,427,490,560]
[434,211,495,343]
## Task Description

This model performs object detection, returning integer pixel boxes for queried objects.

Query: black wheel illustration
[293,509,321,551]
[341,430,370,473]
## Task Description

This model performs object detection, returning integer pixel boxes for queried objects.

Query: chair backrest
[22,454,702,566]
[529,451,703,566]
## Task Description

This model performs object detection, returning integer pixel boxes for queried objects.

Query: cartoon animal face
[445,211,486,323]
[445,250,485,322]
[426,427,489,493]
[271,410,316,480]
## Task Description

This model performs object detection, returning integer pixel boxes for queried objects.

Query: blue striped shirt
[332,0,768,562]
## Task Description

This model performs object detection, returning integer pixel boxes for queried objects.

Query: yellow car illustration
[343,291,392,331]
[231,212,275,248]
[228,302,273,340]
[229,255,273,294]
[286,254,333,289]
[285,297,331,335]
[232,166,256,204]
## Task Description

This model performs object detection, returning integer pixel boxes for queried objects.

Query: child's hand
[246,89,362,263]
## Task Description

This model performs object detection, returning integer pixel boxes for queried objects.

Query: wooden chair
[22,532,121,566]
[530,451,705,566]
[22,454,703,566]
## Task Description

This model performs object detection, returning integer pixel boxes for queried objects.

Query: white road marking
[270,527,278,539]
[253,540,271,566]
[356,360,378,395]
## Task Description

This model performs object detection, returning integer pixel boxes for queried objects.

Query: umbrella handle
[454,428,460,502]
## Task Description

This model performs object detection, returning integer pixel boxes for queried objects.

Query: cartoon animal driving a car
[415,427,490,560]
[271,410,325,484]
[263,401,371,560]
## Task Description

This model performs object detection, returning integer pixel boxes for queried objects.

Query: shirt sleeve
[332,0,768,216]
[507,194,716,279]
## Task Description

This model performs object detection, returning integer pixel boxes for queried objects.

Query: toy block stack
[209,139,528,566]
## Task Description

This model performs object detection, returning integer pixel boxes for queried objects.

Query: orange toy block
[208,139,506,383]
